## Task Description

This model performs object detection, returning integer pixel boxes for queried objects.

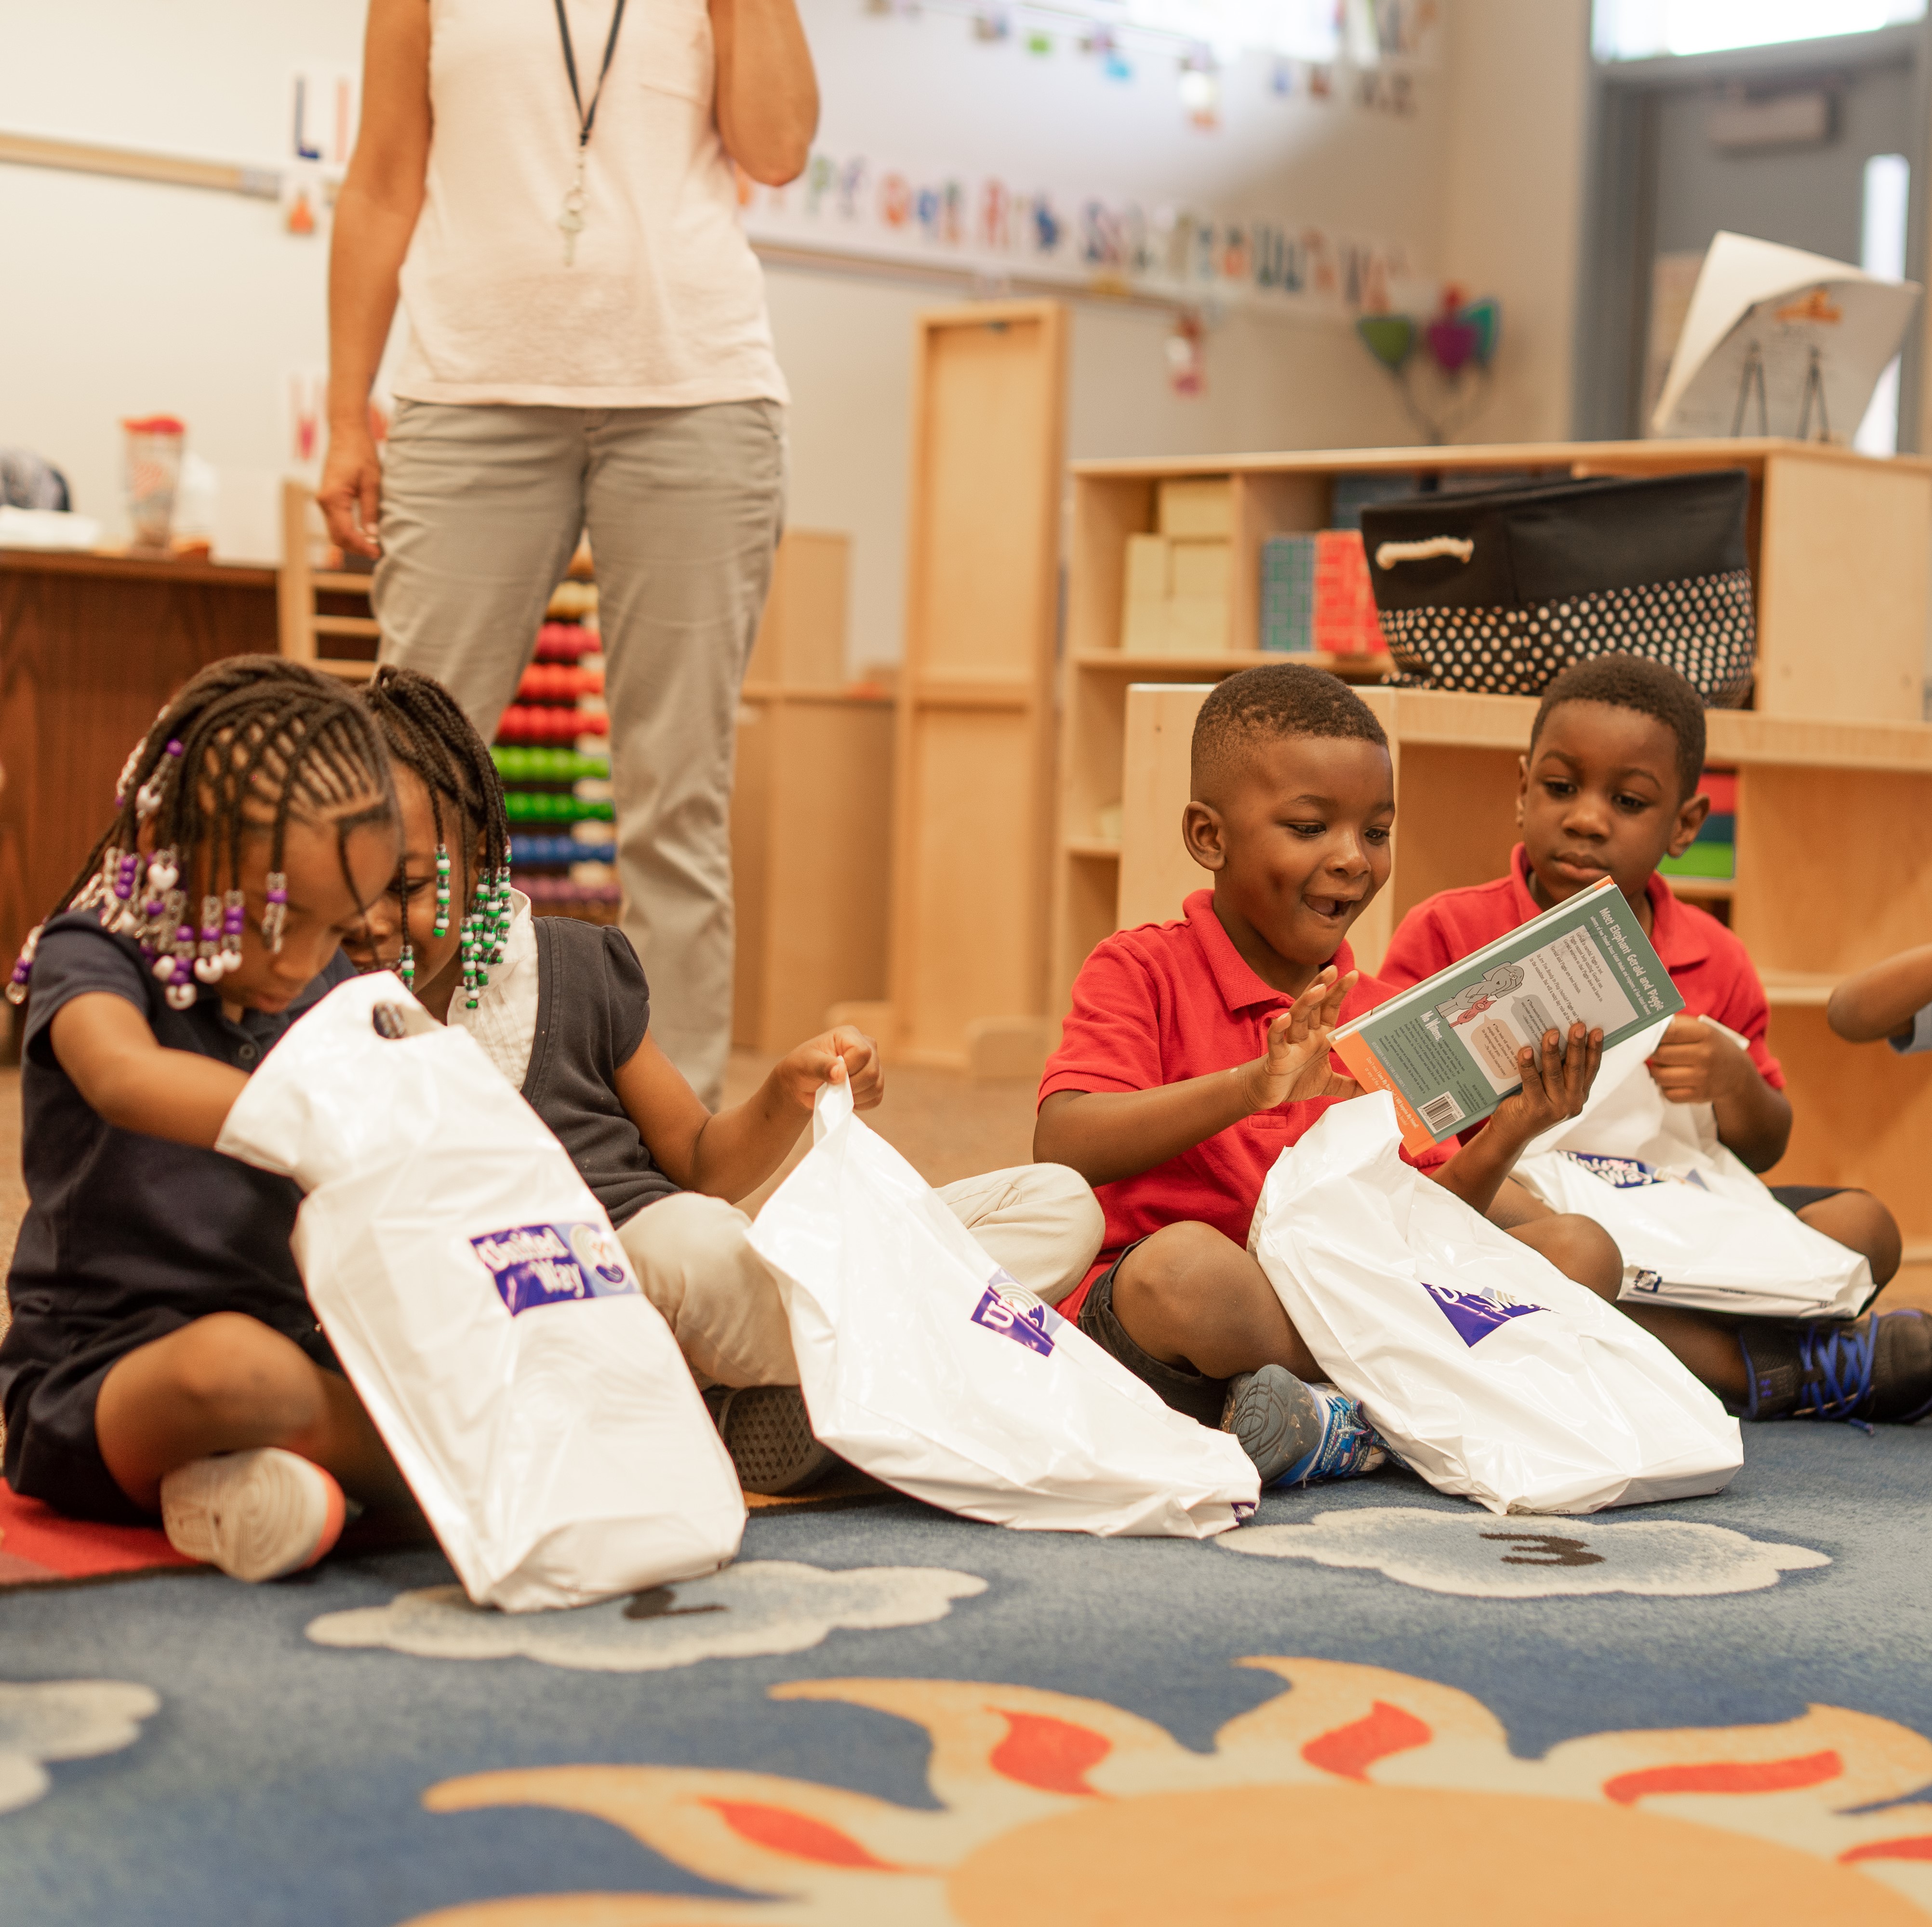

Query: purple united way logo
[1420,1280,1545,1348]
[969,1269,1059,1358]
[470,1221,640,1317]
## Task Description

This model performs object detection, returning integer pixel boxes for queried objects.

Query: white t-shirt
[392,0,788,409]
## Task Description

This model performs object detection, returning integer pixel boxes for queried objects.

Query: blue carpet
[4,1425,1931,1926]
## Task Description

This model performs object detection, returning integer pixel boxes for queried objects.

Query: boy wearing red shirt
[1037,664,1616,1488]
[1382,653,1927,1428]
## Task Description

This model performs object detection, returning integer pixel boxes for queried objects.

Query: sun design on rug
[406,1657,1932,1926]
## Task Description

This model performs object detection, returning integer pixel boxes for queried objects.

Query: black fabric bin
[1359,468,1755,705]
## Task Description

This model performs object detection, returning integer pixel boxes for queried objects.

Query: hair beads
[4,656,396,1008]
[358,666,517,1005]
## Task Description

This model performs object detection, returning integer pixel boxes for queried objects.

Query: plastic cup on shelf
[121,416,187,550]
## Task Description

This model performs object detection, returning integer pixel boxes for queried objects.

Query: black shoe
[705,1385,837,1495]
[1736,1310,1932,1424]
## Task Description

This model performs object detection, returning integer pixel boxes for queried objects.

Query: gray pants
[373,397,787,1107]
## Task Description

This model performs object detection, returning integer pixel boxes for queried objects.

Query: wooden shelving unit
[887,299,1068,1070]
[1110,678,1932,1281]
[1055,437,1932,1018]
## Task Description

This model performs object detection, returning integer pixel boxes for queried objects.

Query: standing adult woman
[320,0,816,1106]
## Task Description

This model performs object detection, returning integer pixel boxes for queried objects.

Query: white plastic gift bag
[216,973,745,1611]
[746,1078,1258,1537]
[1250,1092,1740,1514]
[1510,1018,1873,1320]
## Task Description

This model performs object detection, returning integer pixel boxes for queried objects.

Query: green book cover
[1334,877,1685,1150]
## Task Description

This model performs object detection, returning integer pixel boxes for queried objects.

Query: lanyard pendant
[559,150,588,266]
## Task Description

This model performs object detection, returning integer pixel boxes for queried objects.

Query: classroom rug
[4,1423,1932,1927]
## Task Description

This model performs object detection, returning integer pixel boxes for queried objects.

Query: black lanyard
[554,0,629,149]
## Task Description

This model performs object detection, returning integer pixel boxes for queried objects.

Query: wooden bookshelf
[1054,437,1932,1019]
[1110,679,1932,1282]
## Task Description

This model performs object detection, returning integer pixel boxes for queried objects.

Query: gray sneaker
[1221,1365,1324,1487]
[706,1385,837,1496]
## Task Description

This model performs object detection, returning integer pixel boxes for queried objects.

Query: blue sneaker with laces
[1222,1365,1388,1488]
[1736,1310,1932,1424]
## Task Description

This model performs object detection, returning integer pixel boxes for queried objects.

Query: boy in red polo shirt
[1382,653,1928,1428]
[1037,664,1618,1489]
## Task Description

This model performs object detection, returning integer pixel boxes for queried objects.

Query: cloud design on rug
[1223,1507,1829,1598]
[306,1561,987,1671]
[0,1680,160,1816]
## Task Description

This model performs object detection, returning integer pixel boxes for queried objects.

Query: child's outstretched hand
[776,1025,884,1114]
[1488,1021,1603,1144]
[1241,965,1359,1111]
[1647,1015,1752,1106]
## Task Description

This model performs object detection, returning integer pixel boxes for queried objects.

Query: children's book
[1334,878,1684,1152]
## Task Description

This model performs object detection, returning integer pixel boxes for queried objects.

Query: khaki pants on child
[615,1164,1106,1388]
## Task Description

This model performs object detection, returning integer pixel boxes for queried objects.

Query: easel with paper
[1650,231,1919,442]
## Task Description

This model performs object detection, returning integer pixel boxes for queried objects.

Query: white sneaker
[159,1448,347,1582]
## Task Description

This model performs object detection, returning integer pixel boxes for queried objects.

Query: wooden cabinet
[0,549,279,988]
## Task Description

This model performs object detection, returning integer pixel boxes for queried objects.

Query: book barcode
[1418,1091,1464,1133]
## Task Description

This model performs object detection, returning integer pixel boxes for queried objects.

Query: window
[1594,0,1924,62]
[1854,153,1911,455]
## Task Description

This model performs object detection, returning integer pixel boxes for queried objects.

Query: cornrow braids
[359,665,515,1009]
[7,655,396,1011]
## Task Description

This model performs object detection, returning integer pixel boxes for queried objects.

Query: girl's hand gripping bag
[1250,1092,1740,1515]
[216,973,745,1611]
[746,1079,1258,1536]
[1509,1018,1874,1320]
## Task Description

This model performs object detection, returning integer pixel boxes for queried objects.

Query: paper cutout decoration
[1356,314,1414,370]
[1650,231,1920,442]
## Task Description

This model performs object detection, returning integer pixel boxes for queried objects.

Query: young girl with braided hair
[352,667,1104,1495]
[0,656,408,1580]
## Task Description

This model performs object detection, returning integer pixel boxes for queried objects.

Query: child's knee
[1509,1214,1623,1303]
[1799,1191,1902,1285]
[165,1314,327,1434]
[1114,1222,1256,1334]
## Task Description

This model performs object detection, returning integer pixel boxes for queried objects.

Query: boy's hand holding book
[1488,1022,1605,1145]
[1239,965,1359,1113]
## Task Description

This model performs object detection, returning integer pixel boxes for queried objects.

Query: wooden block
[1169,538,1231,601]
[1123,533,1170,603]
[1121,597,1171,655]
[1165,597,1230,656]
[964,1014,1059,1081]
[1158,477,1233,539]
[1756,453,1930,725]
[744,530,851,688]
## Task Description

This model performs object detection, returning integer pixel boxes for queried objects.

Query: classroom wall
[0,0,1584,671]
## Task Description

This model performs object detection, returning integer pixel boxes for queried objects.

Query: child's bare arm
[1431,1022,1603,1215]
[614,1024,882,1202]
[1647,1016,1790,1171]
[50,994,248,1149]
[1033,968,1356,1188]
[1828,944,1932,1045]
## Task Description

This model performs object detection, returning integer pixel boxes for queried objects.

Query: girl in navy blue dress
[0,657,403,1580]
